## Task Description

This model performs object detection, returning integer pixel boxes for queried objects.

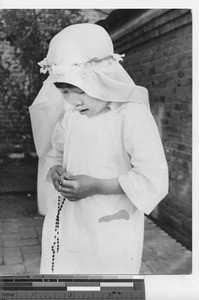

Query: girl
[29,23,168,274]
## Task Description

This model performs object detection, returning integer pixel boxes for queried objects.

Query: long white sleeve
[44,115,66,182]
[118,103,169,215]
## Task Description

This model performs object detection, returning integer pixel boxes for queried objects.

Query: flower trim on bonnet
[38,53,125,75]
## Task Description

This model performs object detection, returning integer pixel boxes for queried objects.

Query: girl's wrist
[90,177,100,195]
[92,177,124,195]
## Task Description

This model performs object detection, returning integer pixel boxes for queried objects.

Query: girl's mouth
[79,109,89,115]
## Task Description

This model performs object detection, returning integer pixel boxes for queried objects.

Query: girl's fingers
[53,180,74,193]
[60,187,73,194]
[61,179,75,188]
[60,192,78,201]
[52,174,61,189]
[68,198,78,202]
[53,173,61,182]
[61,196,77,202]
[59,172,68,180]
[52,176,79,199]
[54,180,61,190]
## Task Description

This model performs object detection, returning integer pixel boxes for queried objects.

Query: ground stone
[24,252,40,273]
[4,247,22,265]
[20,227,37,239]
[4,221,20,234]
[21,245,41,254]
[0,264,25,274]
[4,238,39,248]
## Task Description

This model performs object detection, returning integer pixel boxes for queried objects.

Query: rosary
[51,194,66,272]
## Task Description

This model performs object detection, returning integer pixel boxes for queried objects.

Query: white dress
[40,102,168,274]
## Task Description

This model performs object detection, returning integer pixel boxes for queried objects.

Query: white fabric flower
[38,58,52,74]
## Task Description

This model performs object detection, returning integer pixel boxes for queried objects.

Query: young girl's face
[58,86,109,117]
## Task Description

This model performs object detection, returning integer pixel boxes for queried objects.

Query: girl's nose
[69,93,83,107]
[75,98,83,107]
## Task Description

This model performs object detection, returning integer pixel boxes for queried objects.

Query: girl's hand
[59,175,124,201]
[50,165,67,192]
[59,175,97,201]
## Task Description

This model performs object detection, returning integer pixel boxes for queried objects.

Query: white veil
[29,23,149,215]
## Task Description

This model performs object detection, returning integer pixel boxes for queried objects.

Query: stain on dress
[99,209,130,223]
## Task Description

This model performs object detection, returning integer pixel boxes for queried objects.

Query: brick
[4,222,20,234]
[23,251,39,261]
[20,227,37,239]
[4,238,39,248]
[165,251,192,274]
[0,222,4,234]
[0,264,25,274]
[35,226,43,243]
[21,245,41,255]
[144,233,161,246]
[2,234,21,241]
[144,258,173,274]
[140,261,153,274]
[142,245,159,261]
[145,233,178,252]
[24,252,40,273]
[4,247,22,265]
[33,217,44,226]
[177,143,187,151]
[18,217,44,228]
[160,118,169,125]
[0,246,3,265]
[36,225,43,235]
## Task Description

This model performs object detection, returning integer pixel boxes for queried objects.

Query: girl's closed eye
[77,90,85,95]
[61,90,69,94]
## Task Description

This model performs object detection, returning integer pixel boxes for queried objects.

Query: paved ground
[0,215,192,275]
[0,162,192,275]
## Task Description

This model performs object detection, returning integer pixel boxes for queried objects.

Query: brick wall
[105,9,192,249]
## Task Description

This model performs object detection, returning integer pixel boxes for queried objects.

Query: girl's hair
[54,82,76,89]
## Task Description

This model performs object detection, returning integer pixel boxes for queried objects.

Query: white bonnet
[38,23,149,104]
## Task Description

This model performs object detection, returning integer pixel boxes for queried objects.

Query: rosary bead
[51,194,66,273]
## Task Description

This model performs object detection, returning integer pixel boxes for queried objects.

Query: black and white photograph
[0,3,198,298]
